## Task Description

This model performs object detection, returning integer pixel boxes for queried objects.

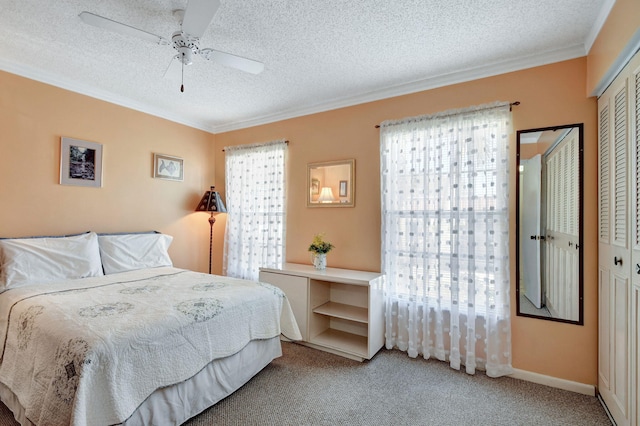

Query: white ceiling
[0,0,613,133]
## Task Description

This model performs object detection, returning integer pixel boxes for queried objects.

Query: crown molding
[1,44,586,135]
[213,44,586,133]
[584,0,616,53]
[0,59,216,133]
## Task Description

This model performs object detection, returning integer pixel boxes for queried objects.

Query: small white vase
[312,253,327,270]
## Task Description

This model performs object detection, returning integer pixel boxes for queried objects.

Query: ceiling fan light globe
[178,47,193,65]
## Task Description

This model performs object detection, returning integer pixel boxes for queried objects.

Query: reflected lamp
[317,187,335,203]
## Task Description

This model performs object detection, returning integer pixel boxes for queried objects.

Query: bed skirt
[0,337,281,425]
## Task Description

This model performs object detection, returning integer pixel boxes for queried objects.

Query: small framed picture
[60,137,103,187]
[153,153,184,181]
[339,180,348,197]
[311,178,320,195]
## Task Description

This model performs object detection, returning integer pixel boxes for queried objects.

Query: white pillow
[98,233,173,274]
[0,232,104,291]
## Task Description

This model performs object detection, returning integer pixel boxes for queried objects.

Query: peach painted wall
[0,70,219,273]
[587,0,640,94]
[214,58,598,384]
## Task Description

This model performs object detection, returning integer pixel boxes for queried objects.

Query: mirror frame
[307,159,355,207]
[515,123,584,325]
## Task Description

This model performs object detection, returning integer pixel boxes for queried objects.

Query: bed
[0,232,301,425]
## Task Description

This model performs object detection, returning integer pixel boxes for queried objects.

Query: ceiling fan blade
[79,12,169,45]
[200,48,264,74]
[182,0,221,38]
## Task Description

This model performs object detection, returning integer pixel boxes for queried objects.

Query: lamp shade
[317,187,335,203]
[195,186,227,213]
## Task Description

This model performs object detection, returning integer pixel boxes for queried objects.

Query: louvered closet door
[598,71,631,426]
[629,53,640,426]
[544,128,579,321]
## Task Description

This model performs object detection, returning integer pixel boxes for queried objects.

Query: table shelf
[313,301,368,324]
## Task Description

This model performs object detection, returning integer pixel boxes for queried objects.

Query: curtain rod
[222,140,289,152]
[374,101,520,128]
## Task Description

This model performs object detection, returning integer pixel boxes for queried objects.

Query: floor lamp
[195,186,227,274]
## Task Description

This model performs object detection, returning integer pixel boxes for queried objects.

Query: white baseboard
[509,369,596,396]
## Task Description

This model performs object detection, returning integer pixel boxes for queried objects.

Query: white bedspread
[0,267,301,425]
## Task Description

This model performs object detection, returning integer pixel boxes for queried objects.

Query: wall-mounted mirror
[516,123,583,324]
[307,159,355,207]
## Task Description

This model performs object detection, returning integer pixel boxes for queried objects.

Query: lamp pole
[208,211,216,274]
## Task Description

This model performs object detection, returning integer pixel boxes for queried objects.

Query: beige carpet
[190,342,610,426]
[0,342,611,425]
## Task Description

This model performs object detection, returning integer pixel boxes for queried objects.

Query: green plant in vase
[308,233,334,269]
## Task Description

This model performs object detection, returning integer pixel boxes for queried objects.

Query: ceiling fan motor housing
[172,31,199,65]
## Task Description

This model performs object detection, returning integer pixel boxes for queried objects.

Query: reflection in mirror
[307,159,355,207]
[516,123,583,324]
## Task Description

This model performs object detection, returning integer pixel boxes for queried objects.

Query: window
[223,140,287,281]
[380,103,513,375]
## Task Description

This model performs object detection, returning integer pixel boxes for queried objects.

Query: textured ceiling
[0,0,612,133]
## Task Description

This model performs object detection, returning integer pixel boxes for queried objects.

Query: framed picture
[60,137,103,187]
[339,180,348,197]
[153,153,184,181]
[311,178,320,195]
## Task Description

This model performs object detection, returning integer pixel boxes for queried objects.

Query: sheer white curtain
[380,102,512,377]
[223,140,287,281]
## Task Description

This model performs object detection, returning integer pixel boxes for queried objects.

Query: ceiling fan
[79,0,264,92]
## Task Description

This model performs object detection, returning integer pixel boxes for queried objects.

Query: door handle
[614,257,623,266]
[636,264,640,275]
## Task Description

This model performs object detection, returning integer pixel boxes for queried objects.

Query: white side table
[259,263,384,361]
